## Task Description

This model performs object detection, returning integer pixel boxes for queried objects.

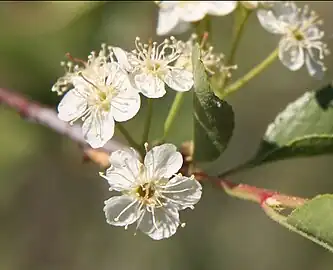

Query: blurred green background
[1,1,333,270]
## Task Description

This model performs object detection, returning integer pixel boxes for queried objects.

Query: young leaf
[192,44,234,162]
[286,195,333,252]
[250,84,333,166]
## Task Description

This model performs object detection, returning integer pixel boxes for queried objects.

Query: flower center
[137,183,155,199]
[79,73,116,112]
[96,88,114,111]
[292,29,305,41]
[98,91,108,102]
[133,36,181,74]
[145,59,164,74]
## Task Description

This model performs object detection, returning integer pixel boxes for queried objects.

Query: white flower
[101,143,202,240]
[113,37,193,98]
[175,33,237,76]
[57,45,141,148]
[52,60,82,96]
[240,1,276,10]
[257,2,330,78]
[155,1,262,36]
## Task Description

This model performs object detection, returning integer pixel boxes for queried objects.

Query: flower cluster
[257,1,330,78]
[101,143,202,240]
[113,37,194,98]
[53,34,232,148]
[50,0,330,241]
[52,39,192,148]
[156,1,263,36]
[155,1,329,78]
[175,33,237,76]
[56,45,141,148]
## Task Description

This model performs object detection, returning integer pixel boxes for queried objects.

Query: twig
[0,87,308,208]
[0,87,128,167]
[195,172,307,208]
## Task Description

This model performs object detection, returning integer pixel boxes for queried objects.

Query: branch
[195,172,307,208]
[0,88,308,209]
[0,87,128,167]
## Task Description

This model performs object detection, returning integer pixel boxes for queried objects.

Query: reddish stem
[0,87,308,207]
[65,53,87,65]
[195,172,307,208]
[200,31,209,47]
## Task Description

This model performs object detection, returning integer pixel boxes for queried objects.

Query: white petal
[257,9,285,34]
[168,20,191,35]
[162,176,202,210]
[156,4,182,36]
[57,89,87,122]
[164,69,193,92]
[134,73,166,98]
[206,1,237,16]
[178,2,207,22]
[112,47,134,72]
[106,61,140,95]
[109,147,141,170]
[138,206,179,240]
[104,148,141,191]
[144,144,183,179]
[278,38,304,71]
[71,75,86,86]
[111,90,141,122]
[305,50,325,79]
[305,26,324,41]
[82,110,115,148]
[105,62,130,87]
[104,196,140,227]
[273,2,298,25]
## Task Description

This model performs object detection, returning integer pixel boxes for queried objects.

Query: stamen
[161,188,193,194]
[155,197,165,208]
[105,169,134,185]
[151,207,159,231]
[69,106,91,125]
[114,199,138,222]
[134,204,145,234]
[78,72,101,90]
[200,32,209,48]
[144,142,149,153]
[161,177,189,189]
[66,53,87,66]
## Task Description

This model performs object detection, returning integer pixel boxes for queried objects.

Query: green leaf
[263,195,333,252]
[286,195,333,252]
[251,84,333,166]
[192,44,234,162]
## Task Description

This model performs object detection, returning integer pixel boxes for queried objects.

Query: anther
[144,142,149,153]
